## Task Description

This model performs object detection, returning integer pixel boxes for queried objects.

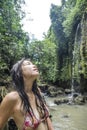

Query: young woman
[0,58,54,130]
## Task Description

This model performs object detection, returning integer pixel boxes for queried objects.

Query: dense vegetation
[49,0,87,92]
[0,0,29,78]
[0,0,87,93]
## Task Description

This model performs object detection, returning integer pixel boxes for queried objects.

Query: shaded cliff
[73,12,87,94]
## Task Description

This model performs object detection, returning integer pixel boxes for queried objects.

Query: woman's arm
[46,117,54,130]
[0,92,16,129]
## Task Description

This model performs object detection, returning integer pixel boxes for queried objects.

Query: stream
[45,96,87,130]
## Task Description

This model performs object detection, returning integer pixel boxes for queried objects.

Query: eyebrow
[24,60,31,64]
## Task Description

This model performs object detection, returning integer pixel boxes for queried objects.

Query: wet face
[21,60,39,80]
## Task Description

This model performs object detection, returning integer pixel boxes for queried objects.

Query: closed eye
[27,61,33,65]
[23,60,32,66]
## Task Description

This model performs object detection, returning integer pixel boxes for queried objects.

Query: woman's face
[21,60,39,80]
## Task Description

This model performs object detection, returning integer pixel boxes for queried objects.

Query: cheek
[22,67,32,78]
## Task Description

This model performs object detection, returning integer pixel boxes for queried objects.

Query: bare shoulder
[5,91,19,99]
[0,91,20,129]
[5,91,19,101]
[1,91,19,106]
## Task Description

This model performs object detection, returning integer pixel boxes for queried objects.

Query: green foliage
[60,57,71,81]
[63,0,87,37]
[28,39,57,83]
[49,0,87,88]
[50,4,65,43]
[0,0,87,89]
[0,0,30,77]
[71,12,87,83]
[79,13,87,78]
[50,3,71,83]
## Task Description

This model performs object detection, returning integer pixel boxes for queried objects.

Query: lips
[33,68,38,71]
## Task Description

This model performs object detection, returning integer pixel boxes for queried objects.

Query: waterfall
[72,23,81,91]
[69,23,81,103]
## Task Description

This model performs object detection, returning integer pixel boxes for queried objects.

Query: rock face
[54,98,69,105]
[54,94,87,105]
[47,86,64,97]
[40,84,87,105]
[72,12,87,94]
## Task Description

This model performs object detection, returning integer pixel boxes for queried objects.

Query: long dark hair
[11,58,46,118]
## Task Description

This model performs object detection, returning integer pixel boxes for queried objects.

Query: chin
[36,72,39,78]
[33,72,39,79]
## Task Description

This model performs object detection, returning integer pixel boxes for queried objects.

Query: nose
[33,64,37,68]
[33,64,38,69]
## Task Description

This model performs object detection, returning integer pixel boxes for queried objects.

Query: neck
[24,79,34,93]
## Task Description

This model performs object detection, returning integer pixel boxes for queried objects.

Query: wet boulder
[65,89,72,94]
[74,95,85,105]
[47,86,64,97]
[54,98,69,105]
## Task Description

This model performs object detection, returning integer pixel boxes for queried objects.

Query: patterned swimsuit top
[23,102,49,130]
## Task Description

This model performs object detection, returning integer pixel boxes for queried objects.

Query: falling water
[69,23,81,103]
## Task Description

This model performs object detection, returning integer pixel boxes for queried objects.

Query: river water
[45,96,87,130]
